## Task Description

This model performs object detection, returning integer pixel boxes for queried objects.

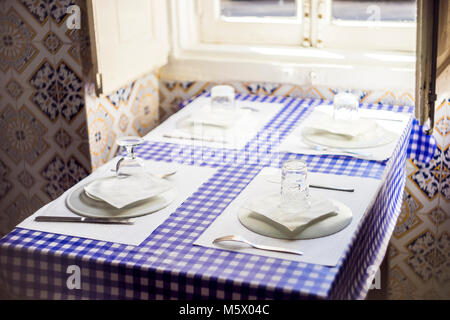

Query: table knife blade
[34,216,134,225]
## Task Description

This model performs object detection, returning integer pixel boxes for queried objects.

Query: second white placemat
[194,167,382,266]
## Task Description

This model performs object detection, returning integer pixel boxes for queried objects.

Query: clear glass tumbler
[211,85,235,112]
[333,92,359,121]
[280,160,311,214]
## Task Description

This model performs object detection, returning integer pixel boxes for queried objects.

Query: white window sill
[161,43,415,92]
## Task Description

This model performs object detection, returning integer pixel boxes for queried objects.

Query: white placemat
[276,105,412,161]
[145,97,284,149]
[18,159,216,246]
[194,167,382,266]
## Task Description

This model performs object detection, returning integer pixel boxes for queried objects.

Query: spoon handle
[251,243,304,256]
[213,236,303,256]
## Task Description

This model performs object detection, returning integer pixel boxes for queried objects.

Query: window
[165,0,416,91]
[200,0,306,45]
[221,0,298,18]
[199,0,416,51]
[320,0,417,51]
[332,0,416,22]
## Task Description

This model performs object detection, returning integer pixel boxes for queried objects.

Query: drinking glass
[115,136,145,178]
[211,85,235,112]
[333,92,359,121]
[280,160,311,214]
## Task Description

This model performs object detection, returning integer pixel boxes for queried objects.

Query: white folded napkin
[84,174,173,209]
[304,111,377,138]
[243,194,337,232]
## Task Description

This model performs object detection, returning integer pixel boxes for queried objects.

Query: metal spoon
[213,235,303,256]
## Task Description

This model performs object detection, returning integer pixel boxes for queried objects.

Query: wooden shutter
[87,0,169,95]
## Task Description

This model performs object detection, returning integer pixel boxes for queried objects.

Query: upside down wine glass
[115,136,145,178]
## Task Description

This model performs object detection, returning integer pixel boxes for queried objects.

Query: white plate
[238,197,352,240]
[66,183,177,219]
[301,123,398,149]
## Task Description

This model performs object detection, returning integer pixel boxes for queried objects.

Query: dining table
[0,93,436,300]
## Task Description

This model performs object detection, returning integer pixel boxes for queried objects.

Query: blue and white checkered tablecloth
[0,94,436,300]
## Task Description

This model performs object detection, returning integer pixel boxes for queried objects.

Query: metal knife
[265,175,354,192]
[34,216,134,225]
[163,134,228,144]
[309,184,354,192]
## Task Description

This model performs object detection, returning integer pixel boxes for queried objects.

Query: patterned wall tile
[42,30,63,55]
[386,246,438,299]
[27,58,84,124]
[159,80,211,122]
[0,133,26,237]
[0,0,90,238]
[39,153,89,200]
[0,193,44,237]
[441,100,450,205]
[405,229,437,281]
[48,0,88,44]
[434,99,450,298]
[1,75,18,107]
[71,139,91,169]
[0,7,39,74]
[86,71,159,170]
[387,265,418,299]
[426,206,448,227]
[9,40,56,93]
[387,96,448,299]
[434,230,449,282]
[86,98,117,170]
[15,0,80,43]
[0,60,10,89]
[0,103,49,165]
[106,81,135,110]
[5,78,24,101]
[0,158,12,201]
[408,148,443,202]
[17,0,50,27]
[131,82,158,136]
[393,187,423,239]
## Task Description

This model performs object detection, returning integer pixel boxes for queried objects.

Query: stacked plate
[66,173,177,219]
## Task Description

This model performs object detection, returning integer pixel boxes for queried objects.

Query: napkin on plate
[84,174,173,209]
[304,111,377,138]
[243,194,337,232]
